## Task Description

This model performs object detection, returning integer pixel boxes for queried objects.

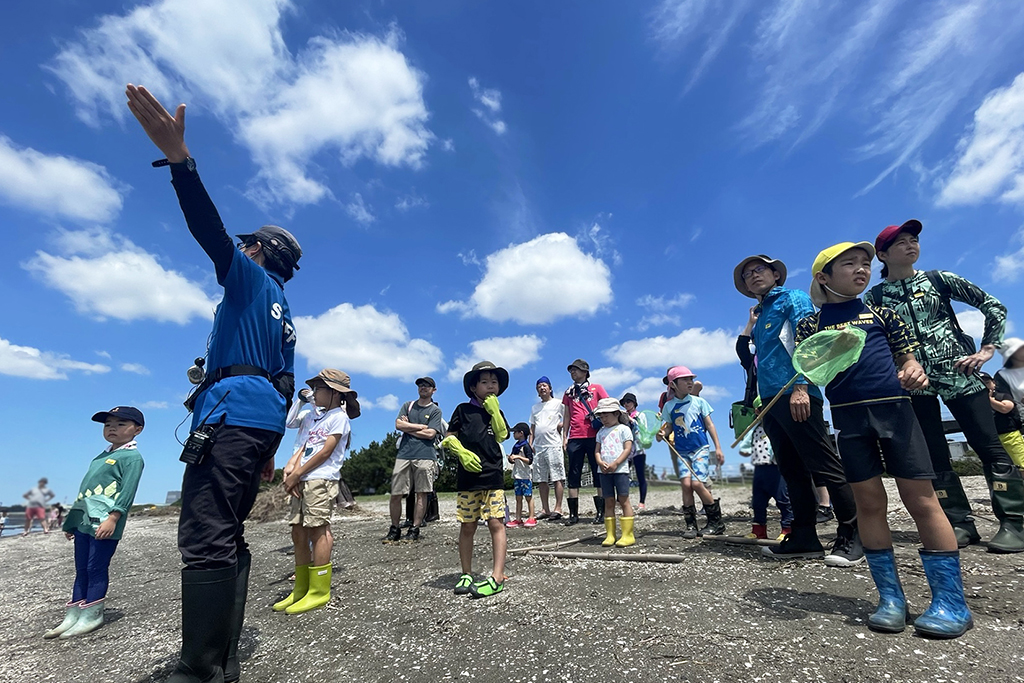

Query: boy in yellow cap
[796,242,972,638]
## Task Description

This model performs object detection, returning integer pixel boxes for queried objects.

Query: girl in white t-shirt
[273,369,359,615]
[594,398,635,547]
[996,338,1024,407]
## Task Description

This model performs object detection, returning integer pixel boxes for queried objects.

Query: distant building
[165,490,182,505]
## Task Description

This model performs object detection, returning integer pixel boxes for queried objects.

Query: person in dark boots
[657,367,726,538]
[801,241,971,636]
[561,359,609,525]
[128,85,301,682]
[733,254,861,566]
[871,221,1024,553]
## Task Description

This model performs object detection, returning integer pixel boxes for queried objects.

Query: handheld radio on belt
[181,391,230,466]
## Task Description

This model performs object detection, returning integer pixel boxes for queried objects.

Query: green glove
[481,395,509,441]
[441,435,482,473]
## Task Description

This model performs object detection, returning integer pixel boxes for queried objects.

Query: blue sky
[3,0,1024,506]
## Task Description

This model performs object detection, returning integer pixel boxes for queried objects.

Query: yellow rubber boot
[272,564,310,612]
[602,517,617,547]
[285,564,332,614]
[615,517,636,547]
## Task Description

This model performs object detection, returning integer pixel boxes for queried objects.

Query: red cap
[875,219,922,254]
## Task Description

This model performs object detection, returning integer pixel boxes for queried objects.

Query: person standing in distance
[530,377,566,521]
[562,359,609,526]
[127,84,301,683]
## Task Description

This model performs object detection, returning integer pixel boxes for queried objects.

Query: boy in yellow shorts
[441,361,511,598]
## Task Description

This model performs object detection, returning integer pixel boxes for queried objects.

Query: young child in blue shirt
[657,366,726,538]
[45,406,145,640]
[798,241,971,639]
[507,422,537,528]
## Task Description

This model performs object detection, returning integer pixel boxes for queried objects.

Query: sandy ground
[2,476,1022,683]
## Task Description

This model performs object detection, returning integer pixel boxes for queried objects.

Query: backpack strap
[866,282,884,307]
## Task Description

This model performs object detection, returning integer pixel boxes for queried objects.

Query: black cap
[621,392,638,405]
[512,422,531,437]
[91,406,145,427]
[415,376,436,388]
[236,225,302,280]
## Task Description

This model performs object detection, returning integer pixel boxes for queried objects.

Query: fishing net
[792,326,867,386]
[634,410,663,448]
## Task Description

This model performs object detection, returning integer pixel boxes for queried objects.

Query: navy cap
[91,406,145,427]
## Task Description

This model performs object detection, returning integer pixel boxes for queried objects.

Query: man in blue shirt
[128,84,301,683]
[734,255,861,566]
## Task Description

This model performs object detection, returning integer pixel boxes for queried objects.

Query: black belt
[184,364,277,412]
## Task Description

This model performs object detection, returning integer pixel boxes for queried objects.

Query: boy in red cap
[799,242,972,638]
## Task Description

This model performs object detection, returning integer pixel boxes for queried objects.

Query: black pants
[762,395,856,530]
[566,438,600,491]
[912,390,1013,475]
[178,424,283,570]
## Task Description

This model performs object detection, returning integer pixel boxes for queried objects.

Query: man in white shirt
[530,377,566,521]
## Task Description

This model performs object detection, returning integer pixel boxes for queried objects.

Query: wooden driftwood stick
[508,536,592,555]
[526,550,688,563]
[701,534,781,547]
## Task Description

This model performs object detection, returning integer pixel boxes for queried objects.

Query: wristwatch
[152,156,196,172]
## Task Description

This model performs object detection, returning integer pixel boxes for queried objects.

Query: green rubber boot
[285,564,332,614]
[59,599,104,638]
[272,564,310,612]
[43,601,83,639]
[933,470,981,547]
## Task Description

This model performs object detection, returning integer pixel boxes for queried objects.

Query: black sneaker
[816,505,834,525]
[824,526,864,567]
[762,529,825,560]
[405,526,420,542]
[400,519,413,529]
[384,525,401,543]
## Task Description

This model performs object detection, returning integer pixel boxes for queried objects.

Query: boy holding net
[797,241,972,638]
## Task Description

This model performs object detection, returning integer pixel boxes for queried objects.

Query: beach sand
[2,476,1022,683]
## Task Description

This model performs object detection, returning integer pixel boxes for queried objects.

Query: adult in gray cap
[128,84,301,683]
[733,255,861,566]
[561,359,609,525]
[386,377,445,543]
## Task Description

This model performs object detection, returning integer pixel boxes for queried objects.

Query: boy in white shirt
[273,369,359,614]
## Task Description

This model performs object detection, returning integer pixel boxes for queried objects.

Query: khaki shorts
[288,479,339,527]
[391,459,436,495]
[455,490,505,523]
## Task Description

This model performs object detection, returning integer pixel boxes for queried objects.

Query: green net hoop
[635,410,663,449]
[792,326,867,386]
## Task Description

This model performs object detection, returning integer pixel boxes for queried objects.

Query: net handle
[729,372,800,448]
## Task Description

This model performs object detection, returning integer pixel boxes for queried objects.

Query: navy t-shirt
[795,299,917,409]
[448,402,510,492]
[191,249,296,433]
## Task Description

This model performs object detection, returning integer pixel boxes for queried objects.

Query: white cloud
[937,72,1024,206]
[0,135,124,223]
[637,293,695,311]
[695,384,731,402]
[139,400,170,409]
[605,327,739,370]
[579,222,621,267]
[955,309,1014,340]
[636,313,681,332]
[24,228,218,324]
[47,0,433,207]
[295,302,443,380]
[993,227,1024,282]
[95,350,112,359]
[0,336,110,380]
[120,363,150,375]
[395,193,428,211]
[446,335,544,383]
[364,394,400,411]
[589,367,642,392]
[620,376,669,407]
[437,232,612,324]
[345,193,376,224]
[469,77,507,135]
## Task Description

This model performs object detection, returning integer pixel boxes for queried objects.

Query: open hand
[125,84,190,162]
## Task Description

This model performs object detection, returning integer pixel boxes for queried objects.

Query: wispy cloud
[0,336,110,380]
[345,193,376,225]
[992,226,1024,283]
[650,0,1024,195]
[120,363,150,375]
[469,77,507,135]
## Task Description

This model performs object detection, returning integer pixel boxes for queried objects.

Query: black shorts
[831,400,935,483]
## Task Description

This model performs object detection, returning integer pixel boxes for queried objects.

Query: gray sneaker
[824,526,865,567]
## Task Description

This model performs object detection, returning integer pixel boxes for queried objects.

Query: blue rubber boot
[915,550,974,639]
[863,548,908,633]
